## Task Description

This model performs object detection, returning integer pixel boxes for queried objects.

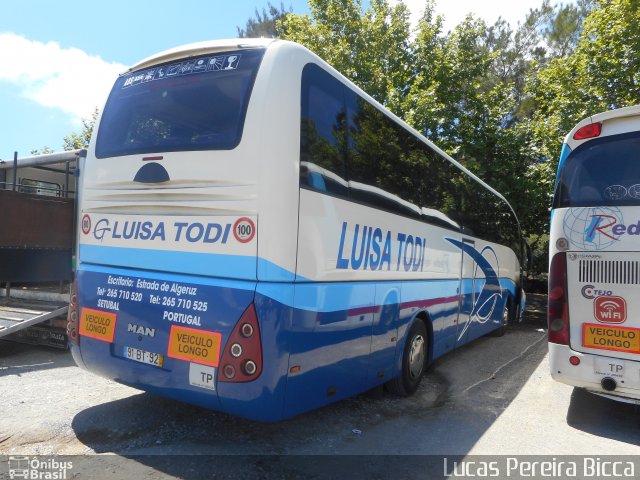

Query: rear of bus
[549,105,640,402]
[67,39,302,421]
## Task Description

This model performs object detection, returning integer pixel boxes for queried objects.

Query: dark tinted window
[96,49,264,158]
[554,131,640,208]
[300,62,521,254]
[300,64,348,197]
[347,91,463,225]
[348,94,398,197]
[475,186,521,254]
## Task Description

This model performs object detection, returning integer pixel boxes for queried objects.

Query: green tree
[404,11,553,238]
[543,0,594,58]
[528,0,640,172]
[237,2,292,38]
[63,108,99,151]
[30,146,55,155]
[279,0,413,115]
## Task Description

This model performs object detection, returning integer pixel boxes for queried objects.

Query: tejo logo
[594,296,627,324]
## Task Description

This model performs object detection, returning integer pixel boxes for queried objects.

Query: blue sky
[0,0,553,161]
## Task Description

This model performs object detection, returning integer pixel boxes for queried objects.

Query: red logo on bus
[594,296,627,324]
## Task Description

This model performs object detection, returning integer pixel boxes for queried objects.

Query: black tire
[490,297,511,337]
[514,302,522,323]
[386,320,428,396]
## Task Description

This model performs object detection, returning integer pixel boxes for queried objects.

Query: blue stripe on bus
[79,249,517,320]
[258,258,297,281]
[554,143,572,189]
[80,245,300,281]
[80,251,517,315]
[79,259,516,315]
[258,277,517,313]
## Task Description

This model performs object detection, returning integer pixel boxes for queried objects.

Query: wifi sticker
[594,296,627,324]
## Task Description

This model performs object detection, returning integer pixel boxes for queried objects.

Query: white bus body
[549,105,640,403]
[69,39,524,420]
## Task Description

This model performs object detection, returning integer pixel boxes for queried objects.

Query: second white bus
[549,105,640,403]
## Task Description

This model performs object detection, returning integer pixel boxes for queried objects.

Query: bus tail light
[548,252,570,345]
[67,280,80,345]
[218,304,262,382]
[573,122,602,140]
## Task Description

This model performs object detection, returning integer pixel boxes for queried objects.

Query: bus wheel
[386,320,428,396]
[490,298,511,337]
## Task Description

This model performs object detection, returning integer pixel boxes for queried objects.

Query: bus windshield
[96,48,265,158]
[554,131,640,208]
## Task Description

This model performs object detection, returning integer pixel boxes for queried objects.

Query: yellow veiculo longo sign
[167,325,222,367]
[80,308,117,342]
[583,323,640,354]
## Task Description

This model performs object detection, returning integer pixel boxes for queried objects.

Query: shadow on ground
[0,340,74,376]
[567,386,640,446]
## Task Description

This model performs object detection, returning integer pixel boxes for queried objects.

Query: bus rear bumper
[70,265,291,421]
[549,342,640,402]
[71,337,289,421]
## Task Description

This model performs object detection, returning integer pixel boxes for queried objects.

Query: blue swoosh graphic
[445,238,503,339]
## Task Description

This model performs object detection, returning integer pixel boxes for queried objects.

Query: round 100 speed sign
[233,217,256,243]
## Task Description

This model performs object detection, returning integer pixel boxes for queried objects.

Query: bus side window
[300,64,348,198]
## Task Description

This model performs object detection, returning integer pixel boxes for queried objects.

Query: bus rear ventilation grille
[578,260,640,285]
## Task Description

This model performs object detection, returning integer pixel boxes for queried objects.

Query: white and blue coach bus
[549,105,640,403]
[68,39,525,421]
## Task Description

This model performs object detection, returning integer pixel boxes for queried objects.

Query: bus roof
[564,105,640,150]
[125,38,276,74]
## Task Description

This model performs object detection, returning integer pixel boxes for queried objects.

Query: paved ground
[1,294,639,479]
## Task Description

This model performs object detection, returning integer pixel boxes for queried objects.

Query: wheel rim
[408,334,425,380]
[503,302,510,325]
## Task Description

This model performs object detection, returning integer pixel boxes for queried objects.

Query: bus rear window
[95,48,265,158]
[554,131,640,208]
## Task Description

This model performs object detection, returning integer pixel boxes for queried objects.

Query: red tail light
[67,280,80,345]
[218,304,262,382]
[573,122,602,140]
[548,252,570,345]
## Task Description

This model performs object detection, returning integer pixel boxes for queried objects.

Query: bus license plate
[594,357,625,378]
[124,346,163,367]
